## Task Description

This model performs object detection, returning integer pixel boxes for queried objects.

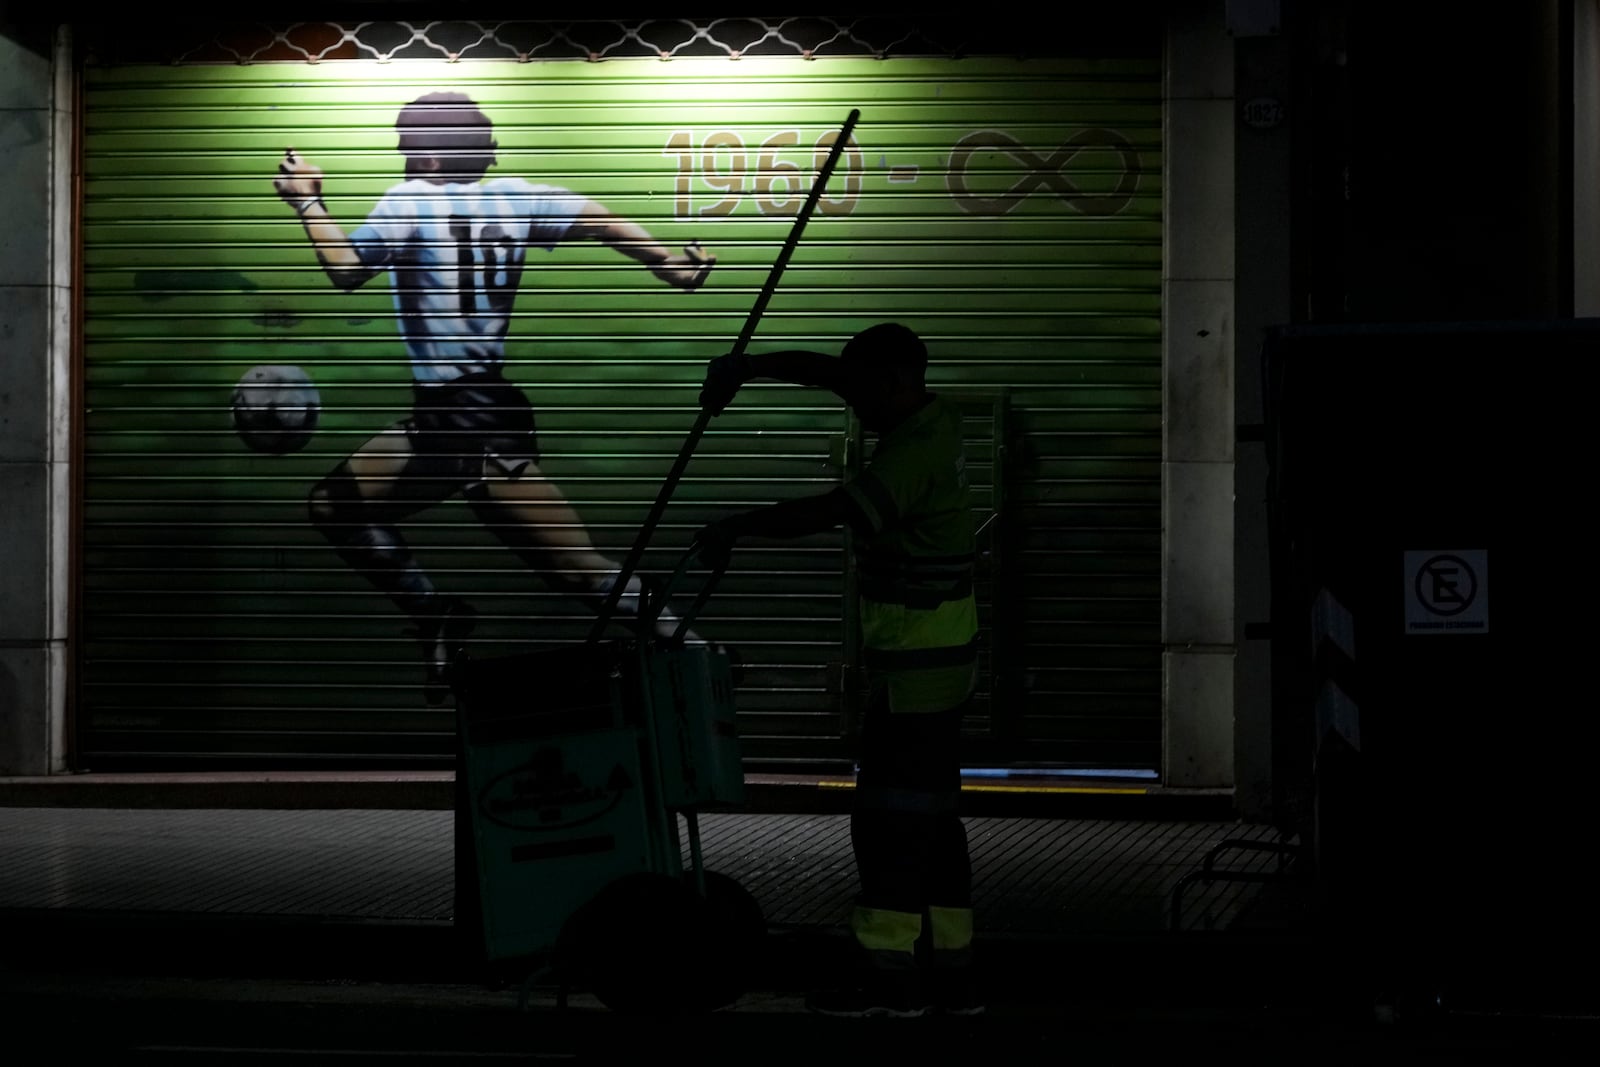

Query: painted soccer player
[273,91,714,703]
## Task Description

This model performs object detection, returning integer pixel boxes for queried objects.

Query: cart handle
[634,542,732,642]
[587,108,863,645]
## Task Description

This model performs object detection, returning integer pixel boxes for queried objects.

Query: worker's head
[840,323,928,432]
[396,92,498,183]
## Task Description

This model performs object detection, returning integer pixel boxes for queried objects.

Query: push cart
[450,550,763,1013]
[451,107,862,1014]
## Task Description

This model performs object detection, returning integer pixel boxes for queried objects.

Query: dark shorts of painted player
[405,368,541,484]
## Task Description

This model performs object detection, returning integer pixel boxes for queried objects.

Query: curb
[0,772,1236,820]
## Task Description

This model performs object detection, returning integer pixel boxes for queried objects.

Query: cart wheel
[561,872,712,1015]
[699,871,766,1009]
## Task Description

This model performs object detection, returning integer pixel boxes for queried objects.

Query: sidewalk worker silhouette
[273,91,714,703]
[695,323,981,1018]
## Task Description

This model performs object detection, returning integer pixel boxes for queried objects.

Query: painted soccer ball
[231,365,320,454]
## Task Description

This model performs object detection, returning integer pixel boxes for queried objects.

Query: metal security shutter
[78,38,1161,770]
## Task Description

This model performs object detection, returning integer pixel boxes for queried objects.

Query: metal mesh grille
[80,15,1161,66]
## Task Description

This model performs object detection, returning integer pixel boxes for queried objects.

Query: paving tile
[0,808,1290,934]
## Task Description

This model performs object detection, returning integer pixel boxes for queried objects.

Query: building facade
[1,3,1585,825]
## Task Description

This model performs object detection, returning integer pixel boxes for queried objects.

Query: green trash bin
[451,554,756,1011]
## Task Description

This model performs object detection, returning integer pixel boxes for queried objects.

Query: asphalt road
[2,917,1594,1064]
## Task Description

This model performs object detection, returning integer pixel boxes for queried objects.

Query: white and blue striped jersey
[349,177,589,384]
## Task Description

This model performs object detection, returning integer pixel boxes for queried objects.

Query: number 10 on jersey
[662,129,863,218]
[449,216,520,317]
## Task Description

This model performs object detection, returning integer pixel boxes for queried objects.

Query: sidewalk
[0,771,1278,914]
[4,778,1595,1058]
[0,776,1303,997]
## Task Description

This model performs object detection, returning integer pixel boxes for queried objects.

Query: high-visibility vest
[842,395,978,714]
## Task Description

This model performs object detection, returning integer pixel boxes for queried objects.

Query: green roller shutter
[78,47,1162,770]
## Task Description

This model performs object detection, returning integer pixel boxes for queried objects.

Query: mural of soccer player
[272,91,715,704]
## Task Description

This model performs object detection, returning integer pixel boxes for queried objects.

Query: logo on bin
[479,747,634,832]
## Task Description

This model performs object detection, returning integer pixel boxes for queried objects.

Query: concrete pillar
[0,22,71,775]
[1230,20,1294,820]
[1162,3,1236,790]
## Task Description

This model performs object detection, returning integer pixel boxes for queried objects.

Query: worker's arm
[273,149,371,292]
[565,201,714,291]
[693,487,856,569]
[699,350,852,414]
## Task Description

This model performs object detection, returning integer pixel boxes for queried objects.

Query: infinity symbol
[947,128,1141,216]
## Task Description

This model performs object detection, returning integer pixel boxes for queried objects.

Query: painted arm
[566,201,715,291]
[273,149,369,292]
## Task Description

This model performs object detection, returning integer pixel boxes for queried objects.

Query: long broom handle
[588,108,862,644]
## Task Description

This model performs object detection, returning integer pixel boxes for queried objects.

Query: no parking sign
[1404,550,1489,635]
